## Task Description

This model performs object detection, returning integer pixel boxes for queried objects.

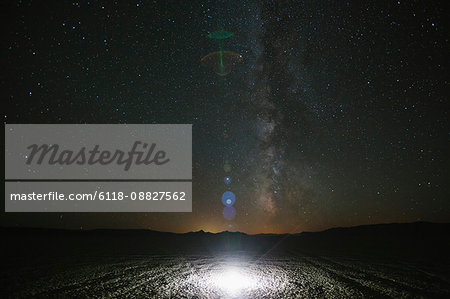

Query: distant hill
[2,222,450,262]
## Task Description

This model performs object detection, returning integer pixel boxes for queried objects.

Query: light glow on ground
[210,267,259,296]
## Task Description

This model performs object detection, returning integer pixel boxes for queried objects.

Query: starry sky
[2,0,449,234]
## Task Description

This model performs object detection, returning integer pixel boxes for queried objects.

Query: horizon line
[1,220,446,236]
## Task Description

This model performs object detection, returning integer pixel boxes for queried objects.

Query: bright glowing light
[211,268,258,296]
[180,259,289,297]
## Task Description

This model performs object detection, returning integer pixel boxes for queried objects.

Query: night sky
[2,0,449,234]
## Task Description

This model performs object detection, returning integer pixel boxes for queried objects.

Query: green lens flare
[201,51,243,76]
[207,30,233,39]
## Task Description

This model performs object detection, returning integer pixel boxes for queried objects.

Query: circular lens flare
[221,191,236,207]
[222,206,236,220]
[201,51,243,76]
[223,163,231,172]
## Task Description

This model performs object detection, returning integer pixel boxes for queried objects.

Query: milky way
[2,0,449,233]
